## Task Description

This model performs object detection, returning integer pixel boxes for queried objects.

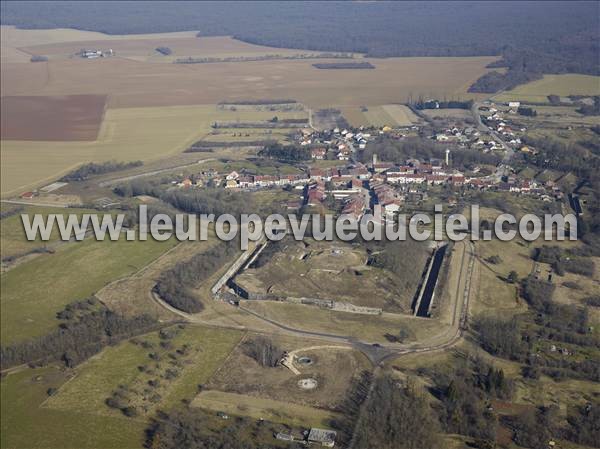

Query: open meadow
[1,230,177,344]
[494,74,600,103]
[1,324,242,449]
[45,325,243,415]
[204,333,370,417]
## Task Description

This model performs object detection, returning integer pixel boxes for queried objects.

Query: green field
[1,206,96,260]
[46,325,243,415]
[192,390,339,427]
[1,325,242,449]
[494,74,600,103]
[1,365,146,449]
[1,236,177,344]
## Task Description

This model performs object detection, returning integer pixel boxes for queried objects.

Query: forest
[2,2,597,92]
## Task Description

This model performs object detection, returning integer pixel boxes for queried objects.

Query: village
[166,102,564,226]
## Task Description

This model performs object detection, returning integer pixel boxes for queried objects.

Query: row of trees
[0,297,158,369]
[241,336,282,367]
[258,143,311,162]
[61,160,142,181]
[154,242,238,313]
[413,99,473,110]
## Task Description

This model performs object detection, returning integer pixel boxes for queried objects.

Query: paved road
[472,101,514,163]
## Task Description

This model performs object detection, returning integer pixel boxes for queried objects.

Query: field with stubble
[1,26,497,197]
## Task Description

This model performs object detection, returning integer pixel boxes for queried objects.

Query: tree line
[5,2,596,94]
[154,242,238,313]
[0,297,158,369]
[61,160,143,182]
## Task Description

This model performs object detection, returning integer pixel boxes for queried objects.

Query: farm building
[308,428,337,447]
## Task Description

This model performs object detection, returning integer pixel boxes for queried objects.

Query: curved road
[150,240,476,365]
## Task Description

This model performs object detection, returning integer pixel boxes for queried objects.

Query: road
[1,199,70,208]
[471,101,514,163]
[150,239,476,365]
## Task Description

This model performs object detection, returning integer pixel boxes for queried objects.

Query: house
[20,191,36,199]
[341,194,366,221]
[305,182,326,206]
[508,101,521,108]
[226,171,239,181]
[449,174,465,186]
[311,148,327,160]
[372,162,394,173]
[225,179,238,189]
[426,174,447,185]
[307,427,337,446]
[179,178,193,188]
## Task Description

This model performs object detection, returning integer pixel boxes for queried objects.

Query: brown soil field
[1,94,107,141]
[1,55,497,108]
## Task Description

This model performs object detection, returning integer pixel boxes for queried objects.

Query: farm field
[0,25,199,51]
[1,52,497,108]
[1,105,301,195]
[0,235,177,344]
[421,107,473,120]
[494,74,600,103]
[20,35,315,63]
[1,94,107,141]
[341,104,419,127]
[381,104,420,125]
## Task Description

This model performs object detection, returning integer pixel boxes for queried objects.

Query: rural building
[308,428,337,447]
[311,148,327,159]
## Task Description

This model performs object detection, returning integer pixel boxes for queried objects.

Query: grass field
[421,108,473,120]
[236,239,422,312]
[242,300,441,342]
[206,333,370,412]
[45,325,243,415]
[1,236,177,344]
[192,390,338,427]
[1,365,146,449]
[1,206,94,260]
[1,105,304,195]
[1,325,242,449]
[341,104,418,127]
[494,74,600,103]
